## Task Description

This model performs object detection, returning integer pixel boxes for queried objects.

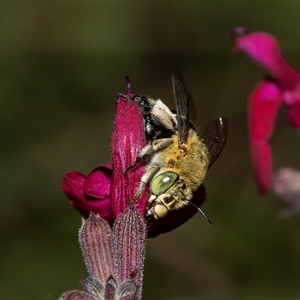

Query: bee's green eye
[150,172,178,196]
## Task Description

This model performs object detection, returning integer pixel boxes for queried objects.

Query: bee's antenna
[189,202,212,226]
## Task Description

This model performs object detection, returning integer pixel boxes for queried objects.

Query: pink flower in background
[62,79,206,237]
[232,27,300,194]
[273,168,300,218]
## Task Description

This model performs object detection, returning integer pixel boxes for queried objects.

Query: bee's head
[146,171,211,225]
[147,171,190,219]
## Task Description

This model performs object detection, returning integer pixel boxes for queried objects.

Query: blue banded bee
[122,66,228,222]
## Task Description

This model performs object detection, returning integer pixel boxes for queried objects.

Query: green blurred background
[1,2,300,299]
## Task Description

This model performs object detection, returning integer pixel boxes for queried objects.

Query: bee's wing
[202,117,228,168]
[172,65,192,147]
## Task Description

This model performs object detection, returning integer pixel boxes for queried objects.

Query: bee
[123,66,228,221]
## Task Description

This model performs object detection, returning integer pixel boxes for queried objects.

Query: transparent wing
[172,65,192,147]
[202,117,228,168]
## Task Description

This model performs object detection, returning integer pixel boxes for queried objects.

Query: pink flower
[62,78,206,237]
[62,165,114,225]
[232,27,300,194]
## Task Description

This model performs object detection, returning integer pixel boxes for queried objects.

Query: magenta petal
[84,165,113,199]
[62,171,86,203]
[74,198,113,225]
[233,27,300,90]
[111,95,148,218]
[249,79,282,193]
[249,79,282,140]
[233,29,282,71]
[62,170,114,224]
[147,185,206,238]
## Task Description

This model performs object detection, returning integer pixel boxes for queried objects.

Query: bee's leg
[123,144,153,174]
[138,138,173,162]
[132,165,160,201]
[123,138,173,174]
[151,138,173,152]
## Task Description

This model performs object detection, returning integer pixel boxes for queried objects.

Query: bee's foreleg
[123,144,153,174]
[132,165,160,201]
